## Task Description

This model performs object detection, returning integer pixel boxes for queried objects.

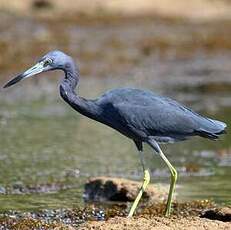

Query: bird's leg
[148,140,177,216]
[128,151,150,217]
[159,148,177,216]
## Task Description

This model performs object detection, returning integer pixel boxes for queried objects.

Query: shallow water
[0,14,230,212]
[0,69,230,211]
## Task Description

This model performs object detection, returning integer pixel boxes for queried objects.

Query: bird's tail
[196,119,227,140]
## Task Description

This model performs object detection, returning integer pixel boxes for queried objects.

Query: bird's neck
[66,62,79,89]
[60,61,101,120]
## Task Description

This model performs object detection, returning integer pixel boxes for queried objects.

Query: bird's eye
[43,58,52,67]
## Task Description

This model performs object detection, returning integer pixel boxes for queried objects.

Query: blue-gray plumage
[88,88,226,142]
[3,50,227,217]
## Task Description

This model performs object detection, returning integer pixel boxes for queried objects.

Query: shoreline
[1,0,231,22]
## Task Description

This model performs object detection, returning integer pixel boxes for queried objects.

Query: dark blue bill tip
[3,74,24,88]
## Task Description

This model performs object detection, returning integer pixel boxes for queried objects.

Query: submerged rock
[83,177,168,202]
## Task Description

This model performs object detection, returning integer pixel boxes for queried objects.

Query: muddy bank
[1,12,231,84]
[0,201,230,229]
[81,204,231,230]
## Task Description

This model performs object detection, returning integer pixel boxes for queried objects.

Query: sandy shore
[81,178,231,229]
[1,0,231,21]
[1,203,229,229]
[80,216,231,230]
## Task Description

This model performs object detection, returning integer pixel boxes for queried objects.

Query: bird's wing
[98,88,224,139]
[113,97,201,138]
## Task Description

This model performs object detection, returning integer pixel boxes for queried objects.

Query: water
[0,71,230,211]
[0,14,230,211]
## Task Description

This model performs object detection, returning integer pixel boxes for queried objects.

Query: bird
[3,50,227,217]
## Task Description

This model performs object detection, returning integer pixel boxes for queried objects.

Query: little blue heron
[3,50,227,217]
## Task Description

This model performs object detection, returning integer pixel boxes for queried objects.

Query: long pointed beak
[3,62,45,88]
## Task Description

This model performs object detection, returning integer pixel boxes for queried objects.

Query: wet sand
[0,201,230,229]
[81,216,230,230]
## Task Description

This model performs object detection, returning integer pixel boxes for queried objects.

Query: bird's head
[3,50,73,88]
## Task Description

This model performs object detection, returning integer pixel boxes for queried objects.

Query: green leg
[128,151,150,217]
[148,140,178,216]
[128,169,150,217]
[158,149,177,216]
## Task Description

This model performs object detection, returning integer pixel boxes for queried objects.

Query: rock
[200,207,231,222]
[83,177,168,202]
